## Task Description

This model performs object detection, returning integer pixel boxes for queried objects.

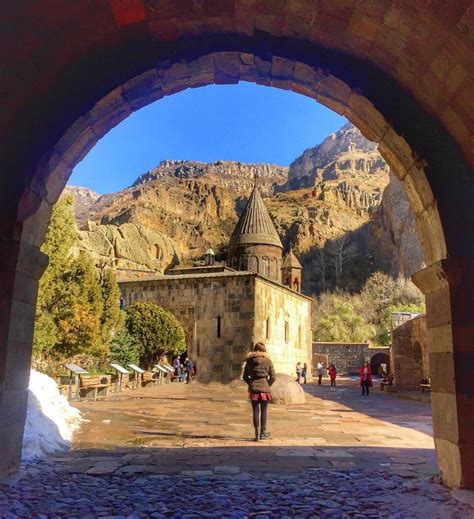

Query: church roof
[229,187,283,248]
[283,250,302,269]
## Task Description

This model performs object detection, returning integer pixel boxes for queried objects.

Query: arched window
[261,256,269,278]
[284,321,289,343]
[265,317,270,340]
[248,255,258,272]
[294,278,300,292]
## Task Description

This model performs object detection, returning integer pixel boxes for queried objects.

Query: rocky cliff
[63,186,99,227]
[68,161,287,272]
[284,122,389,191]
[370,173,425,278]
[74,222,180,274]
[67,124,424,292]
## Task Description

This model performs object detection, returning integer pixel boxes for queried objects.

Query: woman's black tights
[251,400,268,430]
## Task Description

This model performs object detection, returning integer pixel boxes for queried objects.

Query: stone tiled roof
[229,187,283,248]
[282,251,302,269]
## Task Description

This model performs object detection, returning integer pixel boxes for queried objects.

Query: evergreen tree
[109,329,140,366]
[100,267,124,346]
[34,195,77,355]
[56,252,103,356]
[34,195,124,361]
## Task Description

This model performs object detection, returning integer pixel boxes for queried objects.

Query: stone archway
[370,352,390,376]
[1,2,474,488]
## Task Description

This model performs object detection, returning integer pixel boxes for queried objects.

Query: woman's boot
[260,430,271,440]
[254,427,259,441]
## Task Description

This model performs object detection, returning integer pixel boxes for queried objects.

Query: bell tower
[281,250,303,292]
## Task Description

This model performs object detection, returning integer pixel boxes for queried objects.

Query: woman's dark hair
[254,342,266,352]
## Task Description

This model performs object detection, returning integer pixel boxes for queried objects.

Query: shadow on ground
[52,444,437,479]
[302,378,433,438]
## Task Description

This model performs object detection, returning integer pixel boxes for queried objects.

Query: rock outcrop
[269,374,306,405]
[74,222,179,274]
[64,186,100,227]
[370,174,425,278]
[283,122,389,191]
[79,160,287,260]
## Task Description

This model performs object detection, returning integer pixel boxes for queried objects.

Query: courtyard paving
[2,378,473,518]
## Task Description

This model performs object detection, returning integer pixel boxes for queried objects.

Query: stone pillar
[0,235,48,477]
[413,259,474,489]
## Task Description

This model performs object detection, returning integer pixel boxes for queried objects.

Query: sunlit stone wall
[253,277,313,379]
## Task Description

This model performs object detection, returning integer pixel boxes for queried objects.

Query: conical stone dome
[227,186,283,282]
[282,250,302,269]
[229,187,283,248]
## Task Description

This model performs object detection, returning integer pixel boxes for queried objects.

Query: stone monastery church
[119,186,313,382]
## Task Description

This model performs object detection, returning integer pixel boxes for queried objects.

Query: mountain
[63,186,99,227]
[283,122,389,191]
[89,160,286,260]
[66,124,424,293]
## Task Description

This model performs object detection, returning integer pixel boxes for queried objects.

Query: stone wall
[120,272,255,383]
[312,343,390,375]
[120,272,313,382]
[253,277,312,378]
[391,315,429,390]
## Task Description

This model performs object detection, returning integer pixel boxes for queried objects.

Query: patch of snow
[22,369,83,461]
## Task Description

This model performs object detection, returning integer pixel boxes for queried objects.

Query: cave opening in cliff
[2,3,474,494]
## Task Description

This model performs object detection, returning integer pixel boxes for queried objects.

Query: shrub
[109,329,140,366]
[313,292,374,343]
[125,302,186,368]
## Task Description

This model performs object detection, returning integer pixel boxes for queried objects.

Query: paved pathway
[68,378,437,479]
[2,379,473,517]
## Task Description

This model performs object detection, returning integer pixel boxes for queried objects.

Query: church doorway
[1,3,474,490]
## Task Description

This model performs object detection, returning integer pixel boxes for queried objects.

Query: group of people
[172,355,195,383]
[295,362,308,384]
[315,362,338,386]
[313,360,373,394]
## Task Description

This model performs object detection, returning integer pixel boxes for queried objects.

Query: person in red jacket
[359,361,373,396]
[328,364,337,387]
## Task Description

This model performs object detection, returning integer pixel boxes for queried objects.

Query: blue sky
[69,82,346,194]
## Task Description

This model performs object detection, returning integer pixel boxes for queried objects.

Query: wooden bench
[80,375,109,399]
[141,371,156,387]
[420,383,431,393]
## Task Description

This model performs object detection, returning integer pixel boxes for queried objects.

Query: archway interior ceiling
[2,2,473,261]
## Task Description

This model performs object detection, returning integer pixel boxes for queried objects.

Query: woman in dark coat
[243,342,276,441]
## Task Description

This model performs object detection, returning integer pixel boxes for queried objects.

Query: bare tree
[311,247,328,292]
[327,234,358,286]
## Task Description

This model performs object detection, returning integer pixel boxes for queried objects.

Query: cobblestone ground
[2,379,473,517]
